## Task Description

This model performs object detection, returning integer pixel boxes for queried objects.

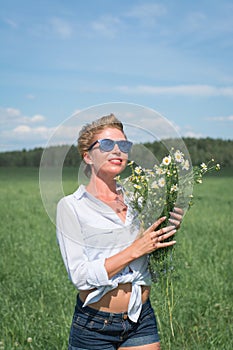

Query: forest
[0,137,232,168]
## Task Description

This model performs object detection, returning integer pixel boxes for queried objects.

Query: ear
[83,152,93,165]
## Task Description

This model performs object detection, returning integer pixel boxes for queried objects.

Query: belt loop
[108,313,114,324]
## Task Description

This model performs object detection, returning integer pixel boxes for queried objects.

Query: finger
[169,209,183,228]
[168,218,181,228]
[155,225,176,237]
[154,240,177,249]
[169,217,182,227]
[152,231,177,248]
[156,228,176,242]
[150,226,176,242]
[173,207,184,215]
[169,211,183,221]
[147,216,167,233]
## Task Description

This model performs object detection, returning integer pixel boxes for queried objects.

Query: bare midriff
[79,283,150,313]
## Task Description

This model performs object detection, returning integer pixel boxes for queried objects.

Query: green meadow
[0,167,232,350]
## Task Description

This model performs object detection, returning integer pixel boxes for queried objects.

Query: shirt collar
[73,184,87,200]
[73,183,125,200]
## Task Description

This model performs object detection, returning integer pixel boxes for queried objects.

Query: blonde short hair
[77,113,125,158]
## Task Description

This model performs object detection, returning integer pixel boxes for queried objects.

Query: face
[84,128,130,178]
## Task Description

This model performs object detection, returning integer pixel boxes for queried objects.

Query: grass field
[0,167,232,350]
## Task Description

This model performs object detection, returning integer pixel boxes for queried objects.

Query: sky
[0,0,233,151]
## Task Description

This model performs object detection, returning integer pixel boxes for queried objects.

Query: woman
[56,114,183,350]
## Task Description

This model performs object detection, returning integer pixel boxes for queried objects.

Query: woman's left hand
[168,207,184,229]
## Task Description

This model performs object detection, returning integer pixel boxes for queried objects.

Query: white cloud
[2,124,80,145]
[89,3,166,38]
[11,125,54,140]
[185,11,206,31]
[184,131,204,138]
[0,107,21,124]
[91,15,121,37]
[0,125,52,150]
[0,107,46,125]
[50,17,72,39]
[125,3,166,26]
[116,84,233,97]
[112,108,183,142]
[14,125,31,133]
[206,115,233,121]
[4,107,21,118]
[0,106,85,150]
[24,114,46,123]
[4,18,18,28]
[182,130,204,138]
[26,94,36,100]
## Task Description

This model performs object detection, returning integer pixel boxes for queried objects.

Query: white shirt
[56,185,151,322]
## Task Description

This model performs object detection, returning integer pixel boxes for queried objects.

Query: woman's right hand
[132,216,177,258]
[105,216,177,279]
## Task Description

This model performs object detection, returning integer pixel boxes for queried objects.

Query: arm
[105,207,184,279]
[105,216,177,279]
[56,198,111,290]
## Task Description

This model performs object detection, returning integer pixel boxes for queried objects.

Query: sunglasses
[88,138,133,153]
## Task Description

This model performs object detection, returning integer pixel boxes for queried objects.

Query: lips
[108,158,123,165]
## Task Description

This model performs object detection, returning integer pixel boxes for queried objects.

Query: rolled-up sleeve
[56,197,111,290]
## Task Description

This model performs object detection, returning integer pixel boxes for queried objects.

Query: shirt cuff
[86,258,111,286]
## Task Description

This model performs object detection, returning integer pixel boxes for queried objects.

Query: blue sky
[0,0,233,151]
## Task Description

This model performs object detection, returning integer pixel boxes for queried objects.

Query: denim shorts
[68,294,159,350]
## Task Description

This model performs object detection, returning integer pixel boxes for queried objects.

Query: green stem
[166,276,175,337]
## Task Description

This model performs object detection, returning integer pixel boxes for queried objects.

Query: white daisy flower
[174,150,184,163]
[156,167,164,175]
[162,155,171,166]
[138,196,144,208]
[133,184,142,189]
[127,160,134,166]
[151,180,159,189]
[158,178,166,187]
[201,163,208,171]
[171,184,179,192]
[146,170,154,176]
[134,166,142,175]
[182,159,190,170]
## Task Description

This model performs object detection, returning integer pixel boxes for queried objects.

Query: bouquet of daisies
[118,148,220,281]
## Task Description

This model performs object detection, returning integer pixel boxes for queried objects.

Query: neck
[86,173,118,199]
[85,172,127,220]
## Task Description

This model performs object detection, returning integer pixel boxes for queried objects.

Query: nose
[112,143,121,153]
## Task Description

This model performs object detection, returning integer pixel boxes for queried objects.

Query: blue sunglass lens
[100,139,132,153]
[100,139,114,151]
[117,140,132,152]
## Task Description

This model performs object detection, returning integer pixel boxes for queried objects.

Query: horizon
[1,135,232,154]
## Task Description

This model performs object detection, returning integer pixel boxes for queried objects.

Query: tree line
[0,138,232,168]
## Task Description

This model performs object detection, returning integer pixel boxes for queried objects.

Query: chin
[109,167,125,175]
[100,164,126,177]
